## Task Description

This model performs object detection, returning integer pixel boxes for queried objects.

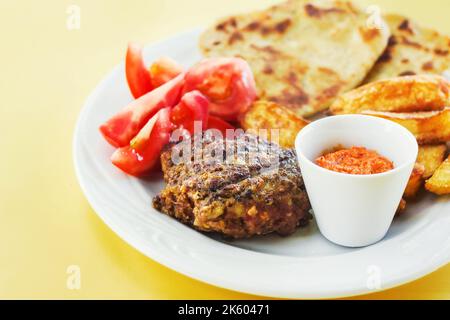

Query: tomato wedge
[111,108,174,176]
[171,90,209,135]
[183,57,256,121]
[126,42,154,99]
[205,115,235,136]
[150,57,184,88]
[100,73,184,147]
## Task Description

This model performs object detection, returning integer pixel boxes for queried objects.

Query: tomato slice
[100,73,184,147]
[126,42,154,99]
[205,115,235,136]
[183,57,256,121]
[171,90,209,135]
[111,108,174,176]
[149,57,184,88]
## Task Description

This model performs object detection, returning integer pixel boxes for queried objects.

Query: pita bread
[364,14,450,83]
[199,0,390,117]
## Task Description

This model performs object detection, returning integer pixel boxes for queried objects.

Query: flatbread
[364,14,450,83]
[199,0,390,117]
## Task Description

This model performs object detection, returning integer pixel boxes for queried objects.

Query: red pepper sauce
[315,146,394,175]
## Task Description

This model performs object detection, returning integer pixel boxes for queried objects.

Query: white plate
[73,29,450,299]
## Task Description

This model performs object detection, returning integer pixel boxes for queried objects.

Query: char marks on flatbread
[199,0,390,117]
[364,14,450,83]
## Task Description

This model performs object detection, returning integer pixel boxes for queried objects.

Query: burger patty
[153,133,311,239]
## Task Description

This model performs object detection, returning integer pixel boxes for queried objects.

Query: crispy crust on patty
[153,134,311,238]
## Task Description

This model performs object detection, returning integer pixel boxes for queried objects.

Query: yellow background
[0,0,449,299]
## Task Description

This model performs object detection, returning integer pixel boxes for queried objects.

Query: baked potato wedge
[404,163,425,198]
[330,75,450,115]
[362,108,450,144]
[396,199,407,215]
[425,156,450,195]
[417,145,447,179]
[240,100,309,148]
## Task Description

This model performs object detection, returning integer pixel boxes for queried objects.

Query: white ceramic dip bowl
[295,115,418,247]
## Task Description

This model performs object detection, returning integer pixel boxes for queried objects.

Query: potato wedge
[330,74,450,115]
[361,108,450,144]
[396,198,407,215]
[417,145,447,178]
[404,163,425,198]
[425,156,450,195]
[240,100,309,148]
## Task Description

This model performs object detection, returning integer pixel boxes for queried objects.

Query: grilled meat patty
[153,133,311,239]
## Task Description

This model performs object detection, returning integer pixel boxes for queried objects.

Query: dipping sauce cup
[295,115,418,247]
